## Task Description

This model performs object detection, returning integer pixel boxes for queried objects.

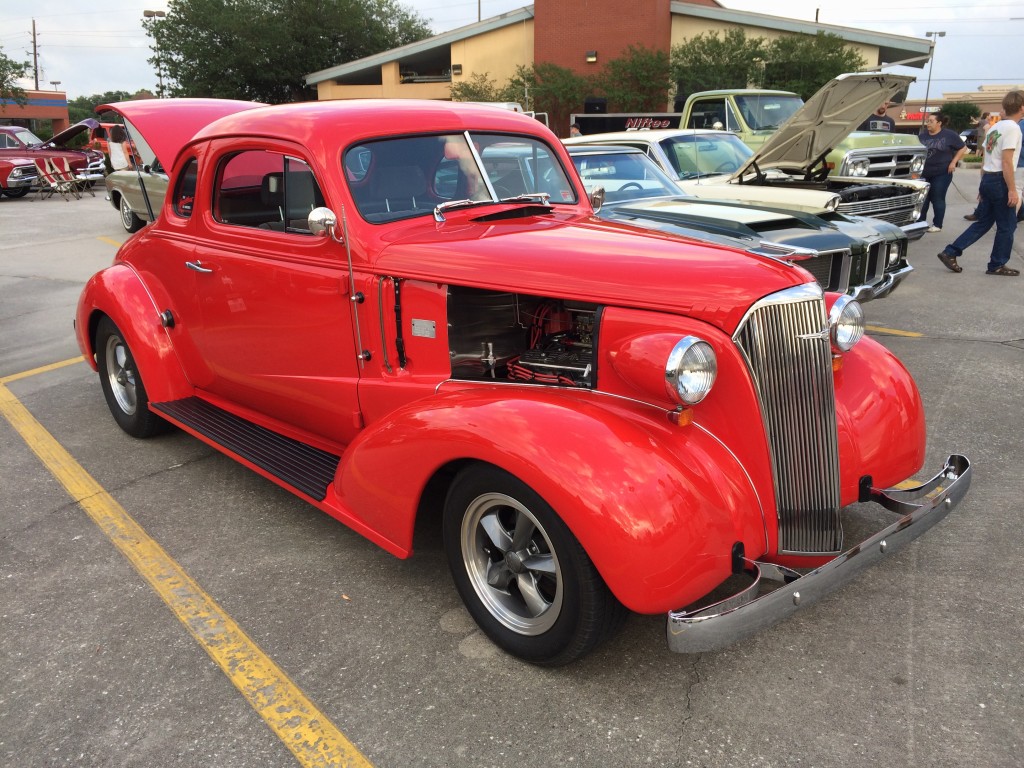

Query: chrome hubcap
[461,492,562,635]
[104,335,137,415]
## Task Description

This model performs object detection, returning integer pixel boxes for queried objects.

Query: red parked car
[0,119,106,186]
[0,155,37,198]
[75,99,971,664]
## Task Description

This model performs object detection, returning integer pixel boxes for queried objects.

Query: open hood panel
[733,72,916,178]
[97,98,264,166]
[45,118,100,148]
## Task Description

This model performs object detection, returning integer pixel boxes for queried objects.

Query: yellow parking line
[0,356,84,385]
[865,324,923,338]
[0,371,372,768]
[98,236,124,248]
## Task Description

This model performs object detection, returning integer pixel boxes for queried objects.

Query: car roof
[564,145,646,155]
[565,129,722,143]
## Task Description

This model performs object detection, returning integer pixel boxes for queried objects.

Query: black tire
[119,196,144,233]
[2,187,30,198]
[443,464,626,665]
[95,316,167,438]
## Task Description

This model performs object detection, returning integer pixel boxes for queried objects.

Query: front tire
[2,187,30,198]
[119,196,144,233]
[443,465,626,665]
[95,316,167,438]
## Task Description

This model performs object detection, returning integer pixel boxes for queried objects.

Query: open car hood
[732,72,916,178]
[97,98,264,166]
[43,118,100,148]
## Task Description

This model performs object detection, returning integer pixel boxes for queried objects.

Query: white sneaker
[927,226,942,233]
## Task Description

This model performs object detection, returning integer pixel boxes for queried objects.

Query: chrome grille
[838,192,919,226]
[733,284,842,554]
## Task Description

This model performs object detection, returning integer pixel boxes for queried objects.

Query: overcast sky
[1,1,1020,102]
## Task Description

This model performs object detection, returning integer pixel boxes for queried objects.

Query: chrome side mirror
[308,207,343,244]
[588,186,605,214]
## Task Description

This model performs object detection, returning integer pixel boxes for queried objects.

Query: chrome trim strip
[666,455,971,653]
[848,264,913,303]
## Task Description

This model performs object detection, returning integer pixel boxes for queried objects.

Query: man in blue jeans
[938,90,1024,276]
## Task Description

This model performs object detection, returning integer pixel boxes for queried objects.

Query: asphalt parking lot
[1,169,1022,768]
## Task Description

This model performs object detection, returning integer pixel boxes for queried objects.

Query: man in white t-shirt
[937,90,1024,276]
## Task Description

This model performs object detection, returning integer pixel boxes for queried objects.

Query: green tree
[145,0,431,103]
[506,63,591,136]
[596,45,672,112]
[449,73,505,103]
[762,33,866,99]
[670,29,767,102]
[1,46,30,106]
[68,91,136,124]
[938,101,980,132]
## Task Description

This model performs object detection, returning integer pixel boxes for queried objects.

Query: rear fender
[334,387,765,614]
[76,264,192,403]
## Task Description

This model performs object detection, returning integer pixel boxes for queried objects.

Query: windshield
[12,128,44,147]
[570,150,682,203]
[344,132,576,223]
[660,133,754,180]
[734,94,804,131]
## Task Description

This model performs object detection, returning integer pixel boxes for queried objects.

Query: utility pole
[32,19,39,90]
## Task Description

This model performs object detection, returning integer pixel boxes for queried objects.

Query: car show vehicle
[0,156,37,198]
[104,159,169,232]
[566,74,930,239]
[566,144,911,302]
[0,119,107,185]
[76,98,970,665]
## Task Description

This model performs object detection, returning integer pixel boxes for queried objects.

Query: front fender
[76,263,192,403]
[835,335,926,504]
[334,386,766,614]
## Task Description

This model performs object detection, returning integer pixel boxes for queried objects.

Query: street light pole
[143,10,167,98]
[921,30,945,124]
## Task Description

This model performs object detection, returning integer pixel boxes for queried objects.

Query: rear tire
[443,464,626,665]
[119,196,144,233]
[95,316,167,438]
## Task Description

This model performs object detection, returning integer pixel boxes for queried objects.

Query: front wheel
[443,465,626,665]
[2,187,30,198]
[95,316,167,438]
[119,197,144,233]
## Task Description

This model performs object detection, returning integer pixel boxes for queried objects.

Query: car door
[187,144,364,446]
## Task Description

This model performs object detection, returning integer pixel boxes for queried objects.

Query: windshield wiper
[434,192,550,222]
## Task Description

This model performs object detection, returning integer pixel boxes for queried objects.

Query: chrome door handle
[185,260,213,273]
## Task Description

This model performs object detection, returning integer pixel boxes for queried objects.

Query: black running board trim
[151,397,341,502]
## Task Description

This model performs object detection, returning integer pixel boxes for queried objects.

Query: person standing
[917,112,967,233]
[937,91,1024,276]
[858,101,896,132]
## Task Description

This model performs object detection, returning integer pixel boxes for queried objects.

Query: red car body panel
[77,99,936,619]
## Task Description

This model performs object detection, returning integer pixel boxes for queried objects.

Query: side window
[173,158,198,217]
[214,150,324,233]
[686,98,726,130]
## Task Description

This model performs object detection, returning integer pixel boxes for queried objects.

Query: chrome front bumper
[849,264,913,302]
[667,454,971,653]
[900,220,929,241]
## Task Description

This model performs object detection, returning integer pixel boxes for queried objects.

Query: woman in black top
[918,112,968,233]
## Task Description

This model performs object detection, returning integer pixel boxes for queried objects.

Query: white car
[565,74,930,240]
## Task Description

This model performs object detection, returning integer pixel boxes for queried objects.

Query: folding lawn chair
[54,156,95,197]
[33,158,79,201]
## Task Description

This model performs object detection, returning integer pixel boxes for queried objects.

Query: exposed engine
[447,287,597,388]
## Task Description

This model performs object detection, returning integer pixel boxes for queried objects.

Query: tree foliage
[449,73,506,103]
[671,29,767,102]
[763,33,866,100]
[1,46,30,106]
[671,29,866,102]
[938,101,980,132]
[68,91,137,124]
[507,63,592,134]
[595,45,672,112]
[145,0,432,103]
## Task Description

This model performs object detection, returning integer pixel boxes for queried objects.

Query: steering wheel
[715,161,739,173]
[618,182,644,191]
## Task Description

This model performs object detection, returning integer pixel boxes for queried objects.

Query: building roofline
[305,6,535,85]
[669,2,931,69]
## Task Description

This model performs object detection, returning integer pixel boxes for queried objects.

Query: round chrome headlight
[846,158,871,177]
[665,337,717,405]
[910,155,925,175]
[829,296,865,352]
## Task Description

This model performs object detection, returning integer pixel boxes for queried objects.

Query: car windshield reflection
[661,133,754,180]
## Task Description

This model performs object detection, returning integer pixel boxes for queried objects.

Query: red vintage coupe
[75,99,970,664]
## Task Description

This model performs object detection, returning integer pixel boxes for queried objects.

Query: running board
[151,397,341,502]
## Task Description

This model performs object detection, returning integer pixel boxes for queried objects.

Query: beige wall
[669,17,879,68]
[452,20,534,85]
[316,62,453,101]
